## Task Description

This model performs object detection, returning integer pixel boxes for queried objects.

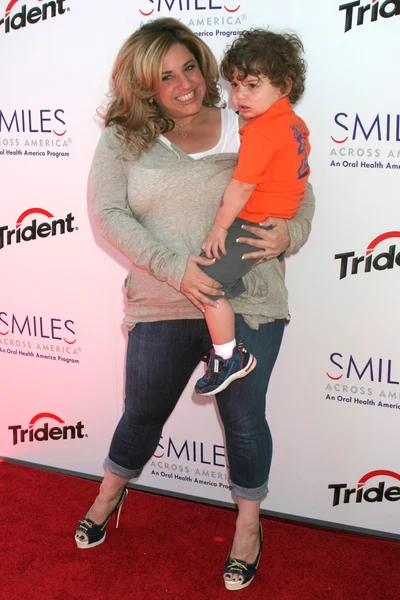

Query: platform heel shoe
[75,488,128,549]
[223,522,263,591]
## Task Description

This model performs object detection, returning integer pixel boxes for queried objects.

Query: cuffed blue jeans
[105,315,285,500]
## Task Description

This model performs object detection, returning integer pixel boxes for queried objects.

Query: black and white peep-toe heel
[223,522,263,591]
[75,488,128,549]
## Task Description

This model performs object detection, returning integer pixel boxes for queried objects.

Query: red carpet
[1,460,399,600]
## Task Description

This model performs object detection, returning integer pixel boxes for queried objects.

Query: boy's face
[230,69,284,119]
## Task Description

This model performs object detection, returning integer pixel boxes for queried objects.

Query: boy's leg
[198,219,260,299]
[196,219,260,395]
[199,217,259,358]
[196,299,257,397]
[203,297,235,345]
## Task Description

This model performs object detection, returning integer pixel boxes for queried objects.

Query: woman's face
[153,43,206,120]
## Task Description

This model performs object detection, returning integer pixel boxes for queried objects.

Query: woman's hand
[180,254,223,313]
[237,217,290,262]
[201,224,228,260]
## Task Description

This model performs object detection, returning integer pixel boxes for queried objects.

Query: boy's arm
[203,120,270,259]
[214,178,256,229]
[202,178,256,259]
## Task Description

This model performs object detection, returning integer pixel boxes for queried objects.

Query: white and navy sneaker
[195,341,257,396]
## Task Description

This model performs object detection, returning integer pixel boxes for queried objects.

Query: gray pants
[200,218,283,299]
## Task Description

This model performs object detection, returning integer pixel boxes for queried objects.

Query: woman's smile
[176,90,196,103]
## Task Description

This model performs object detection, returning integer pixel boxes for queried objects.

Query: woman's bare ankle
[230,528,260,563]
[235,516,259,533]
[86,472,128,524]
[98,484,125,502]
[86,492,122,524]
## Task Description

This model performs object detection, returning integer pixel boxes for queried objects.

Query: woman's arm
[90,127,221,307]
[286,180,315,253]
[236,181,315,260]
[90,127,190,291]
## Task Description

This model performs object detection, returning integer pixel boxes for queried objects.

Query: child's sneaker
[195,341,257,396]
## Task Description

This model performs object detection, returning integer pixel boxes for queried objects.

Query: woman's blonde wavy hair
[102,18,223,157]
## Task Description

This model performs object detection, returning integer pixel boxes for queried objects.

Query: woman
[76,17,314,591]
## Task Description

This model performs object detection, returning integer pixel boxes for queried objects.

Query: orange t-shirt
[234,97,310,223]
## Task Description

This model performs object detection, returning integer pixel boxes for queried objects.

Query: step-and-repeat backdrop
[1,0,399,538]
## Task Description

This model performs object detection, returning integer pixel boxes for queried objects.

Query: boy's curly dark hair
[220,29,306,104]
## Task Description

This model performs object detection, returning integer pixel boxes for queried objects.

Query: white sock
[213,339,236,360]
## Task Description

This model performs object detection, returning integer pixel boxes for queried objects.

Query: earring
[148,97,155,106]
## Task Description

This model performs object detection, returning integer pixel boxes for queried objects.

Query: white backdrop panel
[1,0,399,537]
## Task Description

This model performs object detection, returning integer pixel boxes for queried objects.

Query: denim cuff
[104,456,143,481]
[231,479,269,501]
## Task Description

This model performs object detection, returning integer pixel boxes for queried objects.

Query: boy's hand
[201,224,228,260]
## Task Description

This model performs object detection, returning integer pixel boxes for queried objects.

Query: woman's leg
[232,497,262,564]
[216,316,285,563]
[86,319,205,524]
